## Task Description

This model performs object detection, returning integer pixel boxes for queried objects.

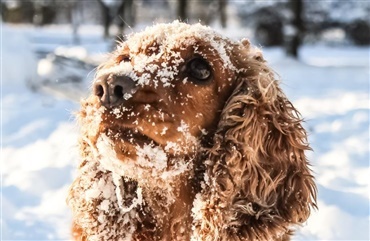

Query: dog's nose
[93,74,136,107]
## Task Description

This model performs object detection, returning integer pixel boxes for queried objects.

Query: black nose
[93,74,136,107]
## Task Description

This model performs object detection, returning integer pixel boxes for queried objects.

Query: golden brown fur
[67,22,316,241]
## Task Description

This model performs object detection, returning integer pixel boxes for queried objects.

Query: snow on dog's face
[72,22,316,241]
[83,22,237,174]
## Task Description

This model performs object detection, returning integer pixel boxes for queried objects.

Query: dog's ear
[192,40,317,240]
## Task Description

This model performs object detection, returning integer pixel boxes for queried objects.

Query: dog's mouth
[121,128,159,147]
[104,126,160,148]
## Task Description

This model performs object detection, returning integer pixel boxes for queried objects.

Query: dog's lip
[119,127,160,147]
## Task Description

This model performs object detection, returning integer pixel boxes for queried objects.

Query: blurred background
[1,0,369,240]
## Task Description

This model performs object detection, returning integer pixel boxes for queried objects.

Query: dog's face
[91,23,237,160]
[72,22,316,241]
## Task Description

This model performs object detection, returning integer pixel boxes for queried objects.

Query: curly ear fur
[192,41,317,241]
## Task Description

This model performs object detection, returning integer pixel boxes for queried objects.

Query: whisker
[118,15,134,35]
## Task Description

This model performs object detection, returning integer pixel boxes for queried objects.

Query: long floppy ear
[192,40,317,241]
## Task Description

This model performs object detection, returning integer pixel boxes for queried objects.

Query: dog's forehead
[97,22,237,86]
[119,21,234,65]
[123,22,218,51]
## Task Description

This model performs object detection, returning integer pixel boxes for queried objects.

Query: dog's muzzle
[93,74,136,107]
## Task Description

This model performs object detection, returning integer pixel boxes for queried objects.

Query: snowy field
[1,23,369,240]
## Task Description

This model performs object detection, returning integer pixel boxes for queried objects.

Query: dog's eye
[116,54,131,64]
[187,57,212,82]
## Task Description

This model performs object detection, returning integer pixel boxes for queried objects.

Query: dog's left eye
[187,57,212,82]
[116,54,131,64]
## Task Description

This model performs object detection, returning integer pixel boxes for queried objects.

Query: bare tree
[117,0,135,36]
[96,0,136,39]
[70,0,81,44]
[96,0,113,38]
[177,0,188,21]
[219,0,227,28]
[196,0,228,28]
[285,0,304,58]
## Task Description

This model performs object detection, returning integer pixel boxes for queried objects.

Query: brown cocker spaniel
[67,21,317,241]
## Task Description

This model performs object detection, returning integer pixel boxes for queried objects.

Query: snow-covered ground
[1,23,369,240]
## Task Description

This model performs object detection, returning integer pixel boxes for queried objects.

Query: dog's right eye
[186,57,212,84]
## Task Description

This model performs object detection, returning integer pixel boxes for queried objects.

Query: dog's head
[81,22,239,171]
[75,21,316,240]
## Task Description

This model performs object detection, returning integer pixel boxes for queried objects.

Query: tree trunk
[125,0,135,27]
[71,0,81,44]
[219,0,227,28]
[177,0,187,21]
[116,0,126,37]
[286,0,303,58]
[96,0,112,39]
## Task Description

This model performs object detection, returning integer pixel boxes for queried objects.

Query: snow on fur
[69,21,284,241]
[97,20,236,89]
[69,21,236,240]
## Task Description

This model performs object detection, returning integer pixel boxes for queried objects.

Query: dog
[67,21,317,241]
